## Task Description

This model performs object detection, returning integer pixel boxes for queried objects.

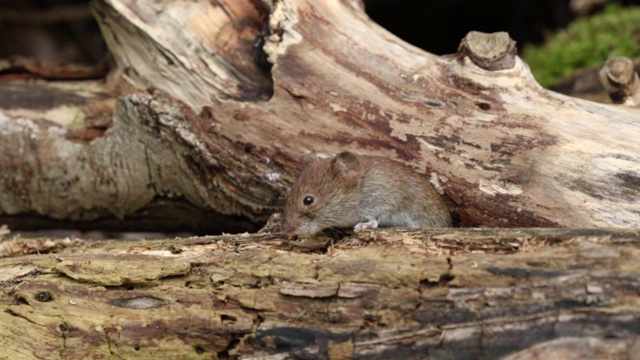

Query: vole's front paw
[354,219,378,232]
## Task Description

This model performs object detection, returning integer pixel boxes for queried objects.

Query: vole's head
[282,151,361,236]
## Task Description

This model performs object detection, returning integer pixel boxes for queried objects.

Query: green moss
[522,4,640,88]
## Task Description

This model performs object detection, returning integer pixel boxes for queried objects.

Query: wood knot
[458,31,517,71]
[35,291,53,302]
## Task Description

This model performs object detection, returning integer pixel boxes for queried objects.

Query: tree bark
[1,228,639,359]
[2,2,640,358]
[0,0,639,231]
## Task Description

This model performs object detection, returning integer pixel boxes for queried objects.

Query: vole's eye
[303,196,314,206]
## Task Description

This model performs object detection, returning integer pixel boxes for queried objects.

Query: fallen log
[0,0,639,231]
[1,228,639,358]
[1,2,640,357]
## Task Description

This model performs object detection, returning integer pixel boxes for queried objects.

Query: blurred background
[366,0,640,98]
[1,0,639,95]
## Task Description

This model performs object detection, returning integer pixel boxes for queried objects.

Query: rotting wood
[1,1,639,358]
[0,228,639,359]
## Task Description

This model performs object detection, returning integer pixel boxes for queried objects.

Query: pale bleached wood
[1,0,639,230]
[2,2,640,358]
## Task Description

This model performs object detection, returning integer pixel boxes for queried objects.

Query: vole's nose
[281,220,298,234]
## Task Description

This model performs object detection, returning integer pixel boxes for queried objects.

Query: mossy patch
[522,4,640,88]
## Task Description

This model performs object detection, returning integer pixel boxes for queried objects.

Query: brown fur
[282,151,451,235]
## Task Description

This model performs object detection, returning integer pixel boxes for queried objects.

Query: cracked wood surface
[1,228,639,359]
[0,0,639,232]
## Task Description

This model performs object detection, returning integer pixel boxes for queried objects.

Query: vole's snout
[281,218,299,235]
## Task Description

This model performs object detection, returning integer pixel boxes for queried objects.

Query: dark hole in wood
[439,273,455,284]
[221,314,237,323]
[15,296,29,305]
[35,291,53,302]
[476,102,491,110]
[217,338,240,359]
[421,273,455,287]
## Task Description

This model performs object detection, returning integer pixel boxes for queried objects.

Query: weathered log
[0,0,639,231]
[1,228,639,359]
[2,3,640,358]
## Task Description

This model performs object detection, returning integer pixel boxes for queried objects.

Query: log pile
[0,0,639,358]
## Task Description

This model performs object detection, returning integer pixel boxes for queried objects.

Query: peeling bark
[1,0,639,231]
[1,228,639,358]
[1,2,640,358]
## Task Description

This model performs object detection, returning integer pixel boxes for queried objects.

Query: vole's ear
[303,151,319,165]
[332,152,360,178]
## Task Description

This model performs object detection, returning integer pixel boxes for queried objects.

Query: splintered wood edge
[1,227,638,258]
